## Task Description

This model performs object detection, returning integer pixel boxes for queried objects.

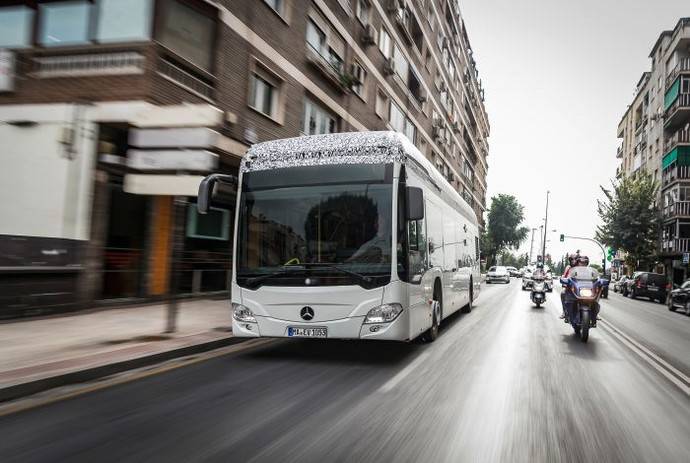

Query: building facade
[0,0,490,317]
[616,18,690,282]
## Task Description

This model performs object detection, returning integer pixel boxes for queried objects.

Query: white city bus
[198,131,481,342]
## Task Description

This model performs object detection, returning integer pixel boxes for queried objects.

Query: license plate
[648,287,658,291]
[288,327,327,338]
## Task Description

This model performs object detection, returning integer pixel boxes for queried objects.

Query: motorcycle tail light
[666,283,672,290]
[636,280,642,288]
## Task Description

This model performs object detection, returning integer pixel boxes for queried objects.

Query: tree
[482,194,530,265]
[596,171,659,271]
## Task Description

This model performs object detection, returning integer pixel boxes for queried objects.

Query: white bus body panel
[230,131,481,341]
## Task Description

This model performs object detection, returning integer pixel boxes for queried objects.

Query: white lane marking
[378,351,431,393]
[599,320,690,397]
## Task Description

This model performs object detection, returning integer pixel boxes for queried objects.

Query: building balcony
[664,93,690,130]
[662,164,690,187]
[665,127,690,152]
[663,201,690,219]
[661,238,690,255]
[305,44,348,93]
[666,57,690,89]
[616,143,624,159]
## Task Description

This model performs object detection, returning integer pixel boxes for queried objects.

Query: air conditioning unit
[432,120,444,141]
[361,24,376,46]
[383,57,395,76]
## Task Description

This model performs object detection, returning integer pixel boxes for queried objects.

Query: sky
[461,0,689,264]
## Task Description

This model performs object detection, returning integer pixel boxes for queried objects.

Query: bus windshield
[237,164,394,288]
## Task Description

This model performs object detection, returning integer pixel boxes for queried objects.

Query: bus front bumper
[232,313,410,341]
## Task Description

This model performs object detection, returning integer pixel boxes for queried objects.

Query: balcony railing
[666,57,690,89]
[663,201,690,218]
[616,143,624,159]
[33,52,145,78]
[662,165,690,186]
[661,238,690,254]
[665,127,690,152]
[666,93,690,118]
[157,58,214,101]
[305,44,347,92]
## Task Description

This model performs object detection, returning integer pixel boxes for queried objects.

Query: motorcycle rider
[561,254,591,322]
[560,253,580,321]
[533,262,547,280]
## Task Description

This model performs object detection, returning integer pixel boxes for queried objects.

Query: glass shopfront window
[0,6,33,48]
[158,0,216,71]
[96,0,153,42]
[39,1,91,46]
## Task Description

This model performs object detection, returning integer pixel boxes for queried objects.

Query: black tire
[580,311,590,343]
[461,279,473,314]
[685,303,690,316]
[574,325,581,336]
[422,283,442,343]
[535,301,541,308]
[668,300,676,312]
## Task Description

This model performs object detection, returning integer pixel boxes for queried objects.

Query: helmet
[578,256,590,266]
[568,253,578,265]
[536,263,544,269]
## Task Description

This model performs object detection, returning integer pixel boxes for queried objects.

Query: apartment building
[0,0,490,317]
[616,18,690,282]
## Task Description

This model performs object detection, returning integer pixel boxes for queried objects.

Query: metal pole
[542,191,550,263]
[539,225,544,261]
[529,228,536,263]
[165,195,187,333]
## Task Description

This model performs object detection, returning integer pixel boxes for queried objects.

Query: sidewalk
[0,299,236,402]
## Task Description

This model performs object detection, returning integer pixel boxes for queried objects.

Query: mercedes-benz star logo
[300,306,314,321]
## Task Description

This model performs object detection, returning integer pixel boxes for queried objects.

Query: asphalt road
[1,281,689,463]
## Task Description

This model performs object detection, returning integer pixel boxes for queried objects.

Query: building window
[0,6,33,48]
[355,0,369,25]
[96,0,153,43]
[404,119,416,144]
[390,101,405,133]
[306,19,326,55]
[158,0,216,72]
[379,27,391,59]
[375,88,388,119]
[249,73,277,119]
[39,1,92,46]
[392,45,409,82]
[263,0,283,15]
[351,61,366,99]
[306,16,344,72]
[302,98,336,135]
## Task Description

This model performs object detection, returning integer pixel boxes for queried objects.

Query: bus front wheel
[422,285,442,343]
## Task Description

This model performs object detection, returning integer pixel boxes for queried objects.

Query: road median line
[599,319,690,396]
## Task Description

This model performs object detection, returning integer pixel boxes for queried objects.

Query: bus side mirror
[406,187,424,221]
[197,174,237,214]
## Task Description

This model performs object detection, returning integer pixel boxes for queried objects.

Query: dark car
[622,272,670,303]
[668,280,690,315]
[613,276,628,293]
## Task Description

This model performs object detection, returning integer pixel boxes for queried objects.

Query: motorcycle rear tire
[580,311,590,343]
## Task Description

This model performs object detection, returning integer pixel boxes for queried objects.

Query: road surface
[1,280,689,462]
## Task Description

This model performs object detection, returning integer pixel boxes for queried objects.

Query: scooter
[530,278,547,308]
[560,267,609,343]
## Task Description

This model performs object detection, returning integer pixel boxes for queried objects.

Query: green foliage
[482,194,530,265]
[596,171,659,271]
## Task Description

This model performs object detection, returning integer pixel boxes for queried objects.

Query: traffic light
[607,248,616,262]
[559,234,564,242]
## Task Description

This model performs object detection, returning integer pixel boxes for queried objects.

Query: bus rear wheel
[461,280,473,314]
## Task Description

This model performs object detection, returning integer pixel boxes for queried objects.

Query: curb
[0,336,245,403]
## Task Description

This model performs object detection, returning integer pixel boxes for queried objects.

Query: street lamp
[542,191,550,263]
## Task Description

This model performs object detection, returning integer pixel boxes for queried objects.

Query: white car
[486,266,510,284]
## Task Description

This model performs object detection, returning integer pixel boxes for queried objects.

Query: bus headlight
[232,303,256,323]
[364,303,403,324]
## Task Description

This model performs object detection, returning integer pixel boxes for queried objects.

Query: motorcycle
[560,267,609,343]
[530,278,547,307]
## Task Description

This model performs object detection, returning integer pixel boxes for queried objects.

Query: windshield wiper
[297,263,373,285]
[243,264,375,289]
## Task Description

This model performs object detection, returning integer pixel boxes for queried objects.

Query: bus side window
[408,218,427,280]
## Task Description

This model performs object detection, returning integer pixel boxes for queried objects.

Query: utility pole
[529,228,536,263]
[539,225,544,261]
[542,191,550,263]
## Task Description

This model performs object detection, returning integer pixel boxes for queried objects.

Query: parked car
[668,280,690,315]
[622,272,670,303]
[506,266,520,277]
[486,266,511,284]
[521,269,533,290]
[613,276,628,293]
